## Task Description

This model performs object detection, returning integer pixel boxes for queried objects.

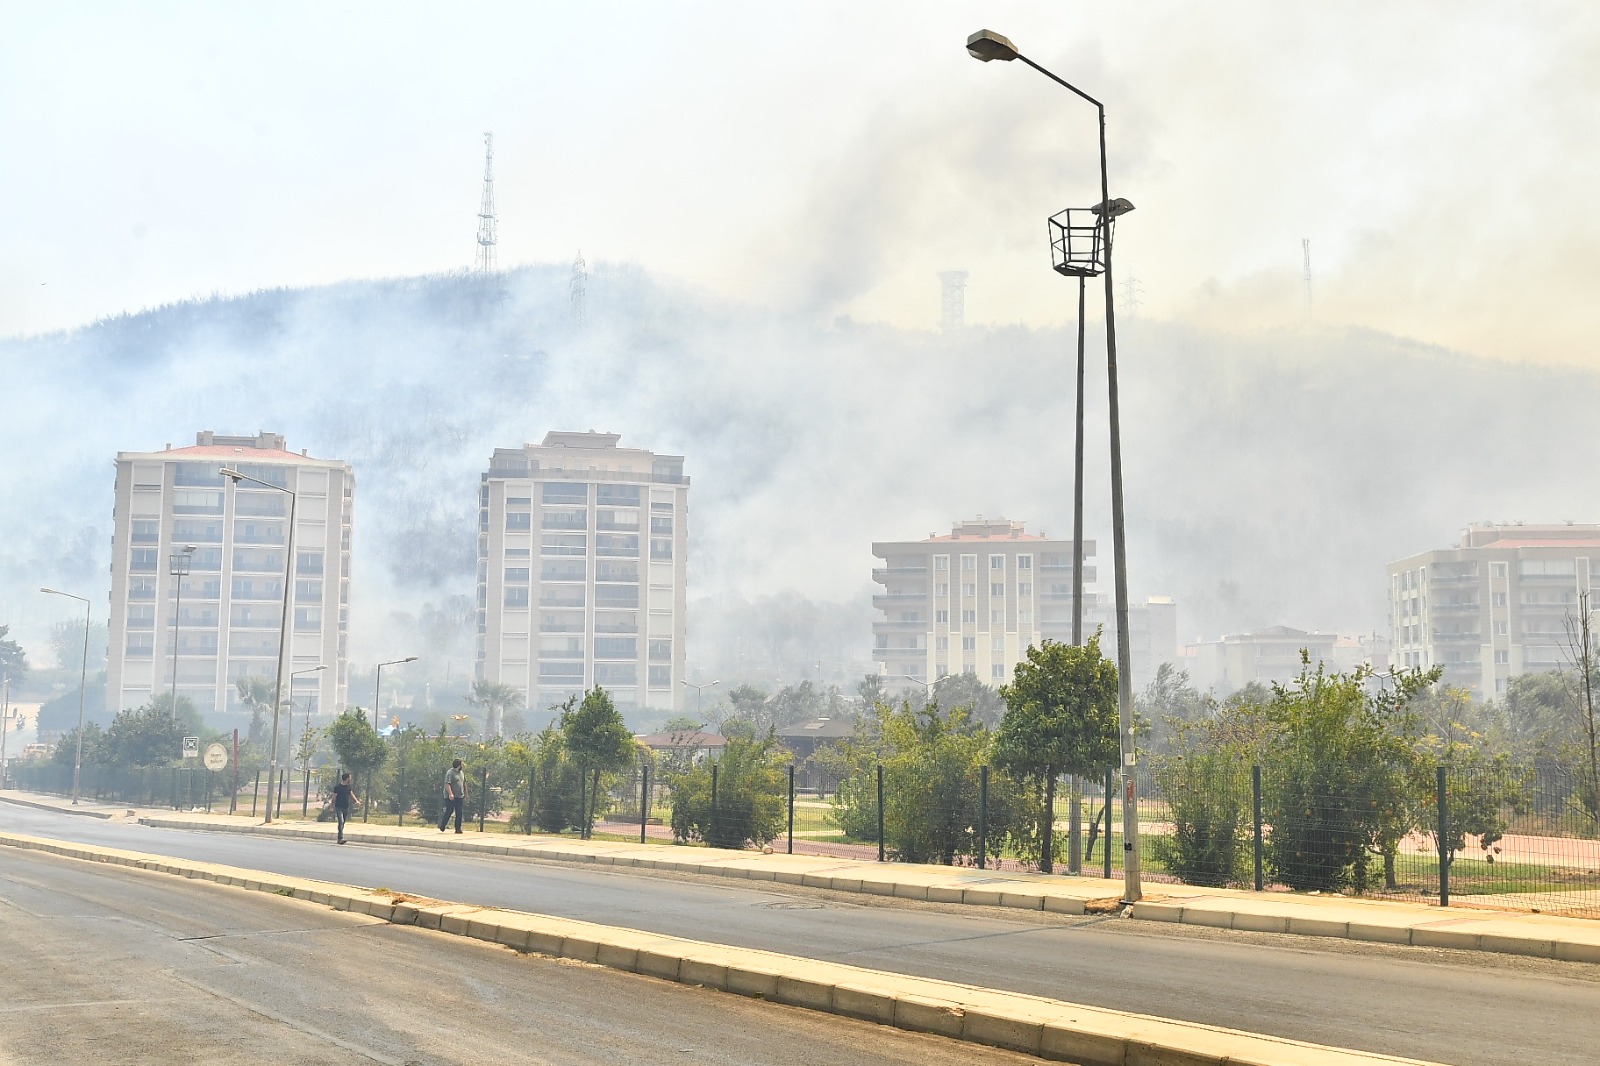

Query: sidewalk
[6,789,1599,965]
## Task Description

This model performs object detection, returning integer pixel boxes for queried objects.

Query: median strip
[0,830,1441,1066]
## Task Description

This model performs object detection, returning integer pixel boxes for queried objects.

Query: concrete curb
[0,794,115,819]
[129,812,1600,966]
[0,829,1441,1066]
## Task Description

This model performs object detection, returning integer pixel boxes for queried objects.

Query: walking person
[331,772,359,844]
[439,758,467,833]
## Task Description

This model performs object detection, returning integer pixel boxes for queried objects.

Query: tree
[669,734,789,849]
[467,679,525,739]
[0,624,27,685]
[324,708,389,778]
[47,620,108,675]
[1256,660,1437,892]
[993,636,1119,871]
[1150,707,1260,887]
[38,671,110,734]
[558,688,636,837]
[236,676,277,746]
[1138,663,1215,753]
[929,673,1007,728]
[102,704,186,768]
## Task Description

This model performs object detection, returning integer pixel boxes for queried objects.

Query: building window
[961,610,976,624]
[962,583,975,598]
[130,549,159,572]
[505,587,530,608]
[1018,555,1032,570]
[1493,592,1507,606]
[1494,650,1509,664]
[542,534,586,556]
[650,538,673,560]
[990,556,1005,571]
[962,555,976,571]
[935,555,949,572]
[991,610,1004,624]
[935,609,949,624]
[991,635,1004,652]
[1019,609,1032,624]
[992,664,1006,680]
[1495,621,1507,635]
[936,583,949,597]
[506,512,532,531]
[648,665,671,686]
[1491,562,1507,578]
[962,636,976,651]
[935,663,947,677]
[1018,583,1032,597]
[936,636,948,651]
[991,583,1004,597]
[543,483,589,505]
[504,568,530,583]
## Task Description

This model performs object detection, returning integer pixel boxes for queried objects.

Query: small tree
[103,704,187,768]
[558,688,635,837]
[325,708,389,780]
[994,636,1119,871]
[468,679,525,740]
[669,734,789,849]
[0,624,27,684]
[237,676,276,746]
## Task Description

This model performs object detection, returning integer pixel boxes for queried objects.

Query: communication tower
[1302,238,1312,316]
[1120,274,1144,320]
[475,132,498,274]
[570,251,588,327]
[938,270,968,331]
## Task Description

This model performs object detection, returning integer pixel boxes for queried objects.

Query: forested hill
[4,264,1595,668]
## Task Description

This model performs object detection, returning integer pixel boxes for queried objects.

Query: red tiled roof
[926,533,1045,543]
[163,445,309,460]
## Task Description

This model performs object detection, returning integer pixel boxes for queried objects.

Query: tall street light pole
[1,673,12,788]
[168,544,197,712]
[219,466,296,824]
[40,587,92,805]
[374,657,418,732]
[291,663,327,757]
[681,678,719,720]
[967,28,1141,902]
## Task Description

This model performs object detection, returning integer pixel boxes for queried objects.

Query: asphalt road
[0,845,1044,1066]
[5,806,1599,1065]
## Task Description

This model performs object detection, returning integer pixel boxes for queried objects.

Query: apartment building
[872,517,1172,695]
[106,432,352,719]
[1389,522,1600,699]
[477,432,689,718]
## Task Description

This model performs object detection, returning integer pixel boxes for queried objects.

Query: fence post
[1068,774,1082,875]
[170,767,178,810]
[1041,768,1056,874]
[479,767,489,832]
[1437,765,1450,908]
[229,730,240,814]
[1103,768,1114,879]
[525,766,536,835]
[363,771,371,822]
[251,770,260,817]
[1252,764,1264,892]
[710,763,719,845]
[978,765,989,871]
[876,763,886,863]
[205,771,213,813]
[579,766,588,839]
[786,764,795,854]
[396,757,405,827]
[641,763,651,844]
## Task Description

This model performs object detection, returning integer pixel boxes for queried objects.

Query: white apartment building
[477,432,689,718]
[870,517,1178,695]
[106,432,352,719]
[1389,522,1600,699]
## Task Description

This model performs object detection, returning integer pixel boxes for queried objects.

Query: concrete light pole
[168,544,197,712]
[40,587,92,805]
[374,657,418,732]
[967,28,1142,902]
[681,679,719,720]
[219,466,296,823]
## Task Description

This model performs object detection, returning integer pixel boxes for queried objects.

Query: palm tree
[468,680,525,739]
[237,675,276,746]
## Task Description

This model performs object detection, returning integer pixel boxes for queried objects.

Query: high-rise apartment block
[1388,522,1600,699]
[106,432,352,718]
[476,432,689,717]
[871,517,1174,694]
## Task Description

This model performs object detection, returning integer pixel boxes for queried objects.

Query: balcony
[876,619,928,630]
[872,566,928,582]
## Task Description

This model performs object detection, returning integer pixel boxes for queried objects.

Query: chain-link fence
[15,750,1597,915]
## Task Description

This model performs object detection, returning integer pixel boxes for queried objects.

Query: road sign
[203,743,228,772]
[182,736,200,759]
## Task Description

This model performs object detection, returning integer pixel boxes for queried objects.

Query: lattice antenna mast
[1302,238,1312,316]
[1120,274,1144,320]
[937,270,968,331]
[570,250,588,327]
[475,132,498,274]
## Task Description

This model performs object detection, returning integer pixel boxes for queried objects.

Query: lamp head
[1092,197,1136,220]
[967,29,1019,62]
[218,466,243,482]
[402,656,418,664]
[182,544,197,553]
[39,586,56,595]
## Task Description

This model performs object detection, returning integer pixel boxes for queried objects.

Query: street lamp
[681,678,719,719]
[219,465,296,823]
[40,587,92,805]
[1,673,14,789]
[374,657,418,732]
[291,663,327,749]
[968,28,1142,902]
[168,544,197,713]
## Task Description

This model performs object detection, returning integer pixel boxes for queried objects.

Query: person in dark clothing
[439,758,467,833]
[331,772,359,844]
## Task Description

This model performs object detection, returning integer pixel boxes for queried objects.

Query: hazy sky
[4,2,1594,364]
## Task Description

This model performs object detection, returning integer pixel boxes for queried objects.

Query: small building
[634,729,725,764]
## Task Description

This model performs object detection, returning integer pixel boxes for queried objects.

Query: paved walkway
[5,789,1599,965]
